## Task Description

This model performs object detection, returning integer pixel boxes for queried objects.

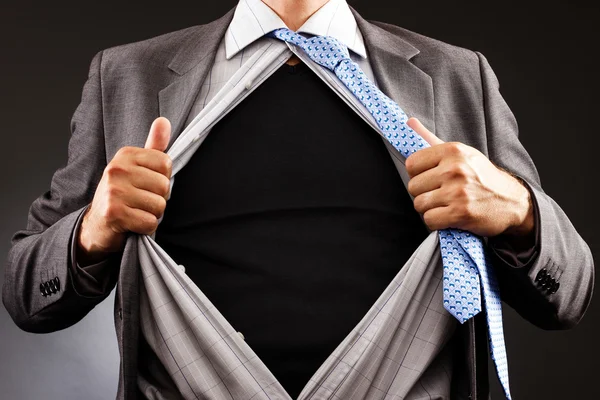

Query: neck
[261,0,330,31]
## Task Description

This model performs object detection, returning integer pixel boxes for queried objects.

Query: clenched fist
[404,117,534,239]
[76,117,173,265]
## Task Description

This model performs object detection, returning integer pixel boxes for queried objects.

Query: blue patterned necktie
[267,28,512,399]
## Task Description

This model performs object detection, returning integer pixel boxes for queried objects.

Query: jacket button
[535,268,547,282]
[53,277,61,292]
[40,282,47,297]
[42,281,52,296]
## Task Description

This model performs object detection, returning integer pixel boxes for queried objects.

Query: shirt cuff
[486,179,541,269]
[68,204,121,297]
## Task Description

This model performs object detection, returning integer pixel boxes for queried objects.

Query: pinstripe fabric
[137,1,460,398]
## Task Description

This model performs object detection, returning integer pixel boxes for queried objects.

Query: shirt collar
[224,0,367,60]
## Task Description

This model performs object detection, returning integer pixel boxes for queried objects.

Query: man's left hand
[405,117,534,238]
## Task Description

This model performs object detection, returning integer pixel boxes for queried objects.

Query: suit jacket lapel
[123,12,234,397]
[158,6,236,151]
[349,6,436,137]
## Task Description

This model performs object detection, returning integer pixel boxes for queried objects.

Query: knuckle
[133,214,156,235]
[163,156,173,177]
[405,155,415,174]
[160,176,171,197]
[423,210,436,230]
[116,146,134,158]
[102,202,122,222]
[407,179,416,195]
[146,215,159,233]
[447,141,465,155]
[413,194,426,213]
[442,165,456,179]
[155,196,167,216]
[452,162,467,175]
[453,185,470,200]
[140,194,166,219]
[105,162,126,179]
[106,185,123,199]
[446,162,469,179]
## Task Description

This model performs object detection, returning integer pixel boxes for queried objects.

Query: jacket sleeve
[487,182,541,269]
[475,51,595,330]
[68,204,123,297]
[2,49,121,333]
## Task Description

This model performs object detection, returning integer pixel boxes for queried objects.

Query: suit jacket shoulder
[99,24,202,73]
[368,20,480,78]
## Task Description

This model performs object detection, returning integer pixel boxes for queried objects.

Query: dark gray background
[1,1,598,399]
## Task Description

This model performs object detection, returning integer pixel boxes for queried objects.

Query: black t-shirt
[154,60,430,398]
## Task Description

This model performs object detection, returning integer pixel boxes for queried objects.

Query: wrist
[503,176,535,238]
[77,209,123,265]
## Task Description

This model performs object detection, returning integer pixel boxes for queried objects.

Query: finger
[413,187,449,214]
[121,186,167,219]
[133,150,173,178]
[422,206,453,231]
[144,117,172,152]
[127,165,172,200]
[407,164,444,197]
[407,117,444,146]
[120,206,160,236]
[404,118,446,178]
[405,145,445,178]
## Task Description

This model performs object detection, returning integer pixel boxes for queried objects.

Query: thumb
[407,117,444,146]
[144,117,172,151]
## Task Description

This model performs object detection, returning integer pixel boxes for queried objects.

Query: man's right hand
[76,117,173,265]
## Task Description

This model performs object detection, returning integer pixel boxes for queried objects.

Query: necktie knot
[267,27,351,71]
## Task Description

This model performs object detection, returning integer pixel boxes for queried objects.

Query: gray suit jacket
[2,5,594,400]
